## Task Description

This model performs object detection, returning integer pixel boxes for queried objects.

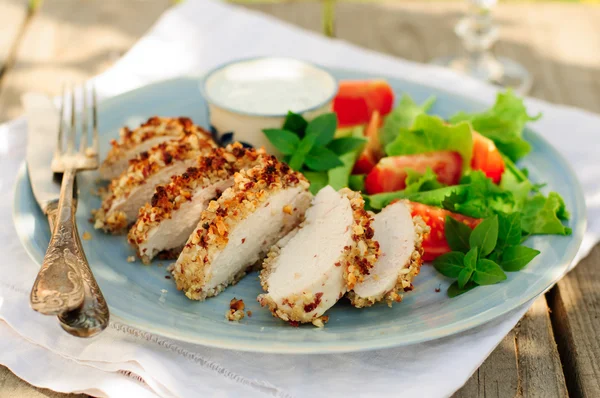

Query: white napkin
[1,0,599,397]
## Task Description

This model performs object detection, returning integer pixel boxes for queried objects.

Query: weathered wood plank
[0,0,172,123]
[0,365,86,398]
[549,245,600,398]
[453,296,568,398]
[0,0,29,74]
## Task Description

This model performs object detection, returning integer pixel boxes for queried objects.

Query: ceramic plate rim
[12,70,587,354]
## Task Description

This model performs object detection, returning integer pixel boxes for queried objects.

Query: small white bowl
[200,57,338,154]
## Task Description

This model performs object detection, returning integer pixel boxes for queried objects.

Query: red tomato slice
[333,80,394,128]
[364,151,463,195]
[352,111,383,175]
[408,202,481,261]
[471,131,505,184]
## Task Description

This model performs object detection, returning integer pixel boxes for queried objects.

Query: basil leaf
[448,281,477,298]
[349,174,365,192]
[303,171,328,195]
[289,134,318,171]
[464,247,478,270]
[262,129,300,155]
[469,215,498,257]
[327,152,357,190]
[327,137,367,155]
[497,212,522,252]
[472,259,507,285]
[433,252,465,278]
[500,245,540,272]
[457,267,474,289]
[304,146,344,171]
[283,111,308,136]
[445,216,473,253]
[306,113,338,146]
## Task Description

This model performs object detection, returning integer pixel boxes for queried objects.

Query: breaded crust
[100,117,211,174]
[127,143,266,263]
[171,157,310,300]
[347,202,429,308]
[93,131,216,233]
[257,188,380,325]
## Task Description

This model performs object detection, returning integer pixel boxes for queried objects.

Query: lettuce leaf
[521,192,571,235]
[385,114,474,169]
[364,168,445,210]
[450,91,540,162]
[442,171,517,218]
[380,95,436,149]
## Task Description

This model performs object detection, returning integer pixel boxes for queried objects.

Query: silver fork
[30,84,109,336]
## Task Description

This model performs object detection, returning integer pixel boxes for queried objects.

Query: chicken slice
[93,132,216,234]
[128,144,266,264]
[99,117,212,180]
[348,201,428,308]
[171,159,311,300]
[258,187,380,326]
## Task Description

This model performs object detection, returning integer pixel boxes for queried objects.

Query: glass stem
[322,0,336,38]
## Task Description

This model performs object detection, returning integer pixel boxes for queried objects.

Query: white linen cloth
[1,0,599,396]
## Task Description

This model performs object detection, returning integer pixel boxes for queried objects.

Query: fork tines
[51,83,99,173]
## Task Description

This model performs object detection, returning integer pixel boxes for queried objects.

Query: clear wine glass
[432,0,533,95]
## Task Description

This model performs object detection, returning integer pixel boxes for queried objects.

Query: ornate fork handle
[31,168,86,315]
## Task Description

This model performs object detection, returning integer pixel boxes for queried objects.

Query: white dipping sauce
[204,58,337,116]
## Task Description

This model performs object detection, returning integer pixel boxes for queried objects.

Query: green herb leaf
[303,171,328,195]
[448,281,477,297]
[364,170,450,210]
[327,136,367,155]
[304,146,344,171]
[458,267,474,289]
[472,259,507,285]
[403,168,445,195]
[262,129,300,155]
[464,247,478,270]
[327,151,357,190]
[450,91,540,162]
[289,133,318,171]
[349,174,365,192]
[306,113,338,146]
[497,212,522,252]
[380,94,436,148]
[282,111,308,136]
[500,245,540,271]
[445,171,516,218]
[385,114,474,170]
[433,252,465,278]
[445,216,473,253]
[469,215,499,257]
[521,192,572,235]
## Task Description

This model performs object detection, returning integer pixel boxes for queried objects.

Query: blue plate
[13,68,586,353]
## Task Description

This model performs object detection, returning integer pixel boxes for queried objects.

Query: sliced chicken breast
[128,144,266,264]
[171,159,311,300]
[258,187,380,326]
[348,201,428,308]
[93,132,216,234]
[99,117,212,180]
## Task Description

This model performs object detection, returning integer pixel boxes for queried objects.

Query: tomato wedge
[333,80,394,128]
[364,151,462,195]
[408,202,481,261]
[352,111,384,175]
[471,131,505,184]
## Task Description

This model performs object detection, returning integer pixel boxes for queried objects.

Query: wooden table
[1,1,598,396]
